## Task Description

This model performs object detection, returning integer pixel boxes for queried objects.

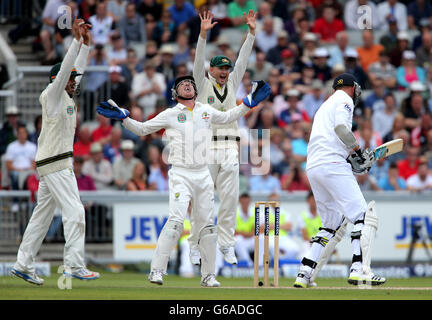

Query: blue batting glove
[242,80,271,108]
[96,99,129,120]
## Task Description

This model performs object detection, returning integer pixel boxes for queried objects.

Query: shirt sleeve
[210,103,249,125]
[122,110,169,136]
[334,100,354,130]
[230,32,256,90]
[193,35,207,95]
[74,43,90,87]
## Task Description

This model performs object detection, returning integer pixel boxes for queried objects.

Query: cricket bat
[373,139,403,161]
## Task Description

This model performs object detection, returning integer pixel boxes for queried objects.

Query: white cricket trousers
[189,148,239,249]
[14,168,86,274]
[307,162,367,229]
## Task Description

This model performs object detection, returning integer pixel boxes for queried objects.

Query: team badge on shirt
[201,112,210,120]
[208,96,215,104]
[177,113,186,123]
[66,106,74,115]
[344,103,352,112]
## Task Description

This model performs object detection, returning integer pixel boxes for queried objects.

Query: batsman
[189,10,257,265]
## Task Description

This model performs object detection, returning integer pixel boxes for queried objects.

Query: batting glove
[347,148,374,175]
[96,99,130,120]
[242,80,271,108]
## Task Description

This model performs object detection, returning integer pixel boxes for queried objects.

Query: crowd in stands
[2,0,432,197]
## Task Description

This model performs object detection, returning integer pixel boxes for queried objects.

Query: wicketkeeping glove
[347,148,374,175]
[242,80,271,108]
[96,99,130,120]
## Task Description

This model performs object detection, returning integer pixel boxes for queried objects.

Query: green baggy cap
[210,55,232,68]
[49,62,83,83]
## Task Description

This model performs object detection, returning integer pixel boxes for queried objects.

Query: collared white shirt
[122,101,249,169]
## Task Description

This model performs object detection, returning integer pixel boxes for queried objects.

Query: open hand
[244,10,257,34]
[199,10,218,34]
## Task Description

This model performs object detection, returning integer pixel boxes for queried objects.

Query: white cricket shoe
[64,268,100,280]
[201,274,221,287]
[190,248,201,266]
[293,271,314,288]
[148,270,164,285]
[347,269,386,286]
[220,246,238,265]
[11,268,44,286]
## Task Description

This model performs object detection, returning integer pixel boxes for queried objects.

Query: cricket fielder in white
[96,76,270,287]
[189,10,257,265]
[11,19,100,285]
[293,73,386,288]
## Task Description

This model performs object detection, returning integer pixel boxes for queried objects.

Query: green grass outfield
[1,268,432,300]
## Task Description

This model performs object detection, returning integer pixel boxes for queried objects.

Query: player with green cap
[190,9,257,267]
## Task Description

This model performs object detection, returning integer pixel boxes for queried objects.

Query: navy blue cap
[332,73,356,89]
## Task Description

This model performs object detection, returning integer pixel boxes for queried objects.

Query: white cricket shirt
[122,101,249,169]
[306,90,355,170]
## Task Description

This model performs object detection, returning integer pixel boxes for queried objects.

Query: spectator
[277,49,302,85]
[379,17,399,54]
[153,9,178,47]
[294,63,316,94]
[355,118,383,150]
[415,31,432,69]
[402,91,427,131]
[250,51,273,82]
[327,31,352,68]
[101,65,130,108]
[53,1,77,59]
[266,30,290,66]
[377,0,408,31]
[398,145,422,180]
[132,59,167,119]
[82,142,113,190]
[343,48,369,89]
[73,125,93,160]
[406,157,432,192]
[120,48,143,90]
[168,0,197,30]
[118,2,147,46]
[78,0,97,21]
[227,0,257,31]
[300,32,319,66]
[147,145,169,191]
[157,44,176,87]
[107,33,127,66]
[74,156,96,191]
[125,161,147,191]
[344,0,379,30]
[40,0,66,64]
[312,47,332,83]
[255,17,278,54]
[368,50,397,89]
[356,29,384,72]
[422,129,432,166]
[249,161,281,194]
[281,159,310,191]
[356,173,381,191]
[369,157,391,183]
[4,125,36,190]
[0,105,24,156]
[29,115,42,145]
[278,89,310,128]
[103,126,123,163]
[89,1,114,45]
[383,112,409,144]
[364,76,388,116]
[312,5,344,44]
[407,0,432,30]
[411,113,432,148]
[256,1,283,34]
[208,0,228,20]
[389,31,411,68]
[172,33,190,67]
[107,0,127,23]
[372,92,399,139]
[378,162,407,191]
[137,0,163,22]
[91,113,112,146]
[301,79,325,119]
[112,140,140,190]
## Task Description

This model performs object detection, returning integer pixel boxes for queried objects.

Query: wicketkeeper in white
[189,10,257,265]
[96,76,270,287]
[293,73,386,288]
[11,19,100,285]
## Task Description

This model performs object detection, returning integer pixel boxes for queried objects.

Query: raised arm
[74,22,92,86]
[49,19,84,96]
[122,111,169,137]
[193,11,218,93]
[231,10,257,90]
